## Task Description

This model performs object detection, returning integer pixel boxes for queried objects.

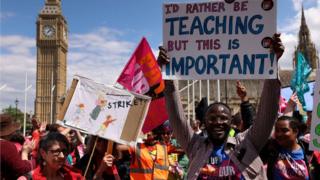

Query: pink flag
[117,37,168,133]
[279,96,288,113]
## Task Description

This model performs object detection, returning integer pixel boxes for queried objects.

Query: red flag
[117,37,168,133]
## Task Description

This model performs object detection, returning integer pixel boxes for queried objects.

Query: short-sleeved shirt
[198,145,244,180]
[274,148,309,180]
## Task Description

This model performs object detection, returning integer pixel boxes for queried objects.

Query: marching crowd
[1,34,320,180]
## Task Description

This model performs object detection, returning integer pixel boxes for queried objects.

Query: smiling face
[40,140,68,171]
[274,120,298,148]
[205,103,232,144]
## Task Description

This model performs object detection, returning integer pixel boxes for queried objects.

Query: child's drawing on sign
[76,103,85,113]
[96,115,116,136]
[89,94,107,122]
[72,103,85,126]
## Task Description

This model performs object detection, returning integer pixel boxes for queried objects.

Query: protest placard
[162,0,277,80]
[58,75,151,145]
[310,70,320,151]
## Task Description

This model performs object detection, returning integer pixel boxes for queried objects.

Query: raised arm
[282,92,298,116]
[159,47,194,152]
[236,81,255,131]
[247,79,281,151]
[164,80,194,152]
[246,33,284,151]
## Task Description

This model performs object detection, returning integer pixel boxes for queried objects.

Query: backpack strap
[297,139,310,168]
[266,140,280,180]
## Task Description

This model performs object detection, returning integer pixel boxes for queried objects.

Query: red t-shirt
[32,165,84,180]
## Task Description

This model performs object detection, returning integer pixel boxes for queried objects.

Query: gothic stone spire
[293,5,319,70]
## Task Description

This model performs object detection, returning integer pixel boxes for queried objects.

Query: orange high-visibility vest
[130,143,169,180]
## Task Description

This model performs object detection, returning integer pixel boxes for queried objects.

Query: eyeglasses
[48,148,69,156]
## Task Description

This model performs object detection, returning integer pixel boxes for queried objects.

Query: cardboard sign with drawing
[57,75,151,145]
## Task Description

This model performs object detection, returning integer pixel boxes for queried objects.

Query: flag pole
[23,72,27,136]
[50,72,55,124]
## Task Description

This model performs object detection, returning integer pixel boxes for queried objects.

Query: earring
[43,161,46,166]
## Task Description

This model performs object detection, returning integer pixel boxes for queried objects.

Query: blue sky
[1,0,319,113]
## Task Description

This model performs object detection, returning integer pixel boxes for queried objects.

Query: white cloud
[0,11,15,20]
[0,35,36,113]
[279,0,320,69]
[292,0,318,11]
[0,27,137,113]
[0,36,35,55]
[68,27,135,85]
[278,33,298,69]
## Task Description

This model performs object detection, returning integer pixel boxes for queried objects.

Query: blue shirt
[274,147,309,180]
[198,145,244,180]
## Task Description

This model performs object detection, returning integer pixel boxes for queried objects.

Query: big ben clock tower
[35,0,68,123]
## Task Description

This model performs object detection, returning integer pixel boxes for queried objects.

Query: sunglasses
[48,148,69,156]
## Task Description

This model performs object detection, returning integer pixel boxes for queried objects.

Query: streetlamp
[15,98,19,121]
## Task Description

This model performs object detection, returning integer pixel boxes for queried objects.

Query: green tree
[2,106,33,135]
[2,105,24,121]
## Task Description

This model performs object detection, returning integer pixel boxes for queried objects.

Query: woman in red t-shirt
[32,132,84,180]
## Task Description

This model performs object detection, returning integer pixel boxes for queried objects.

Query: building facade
[35,0,68,123]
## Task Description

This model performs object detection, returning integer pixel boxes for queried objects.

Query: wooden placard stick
[57,78,79,123]
[84,136,98,177]
[107,140,114,154]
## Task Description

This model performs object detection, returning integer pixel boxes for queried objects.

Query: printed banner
[117,37,164,94]
[162,0,277,80]
[310,70,320,151]
[117,37,168,133]
[62,76,151,145]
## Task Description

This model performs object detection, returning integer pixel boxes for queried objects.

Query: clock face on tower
[42,25,55,38]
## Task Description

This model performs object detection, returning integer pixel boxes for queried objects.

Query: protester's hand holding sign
[270,33,285,60]
[93,153,116,179]
[157,46,170,66]
[103,153,115,167]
